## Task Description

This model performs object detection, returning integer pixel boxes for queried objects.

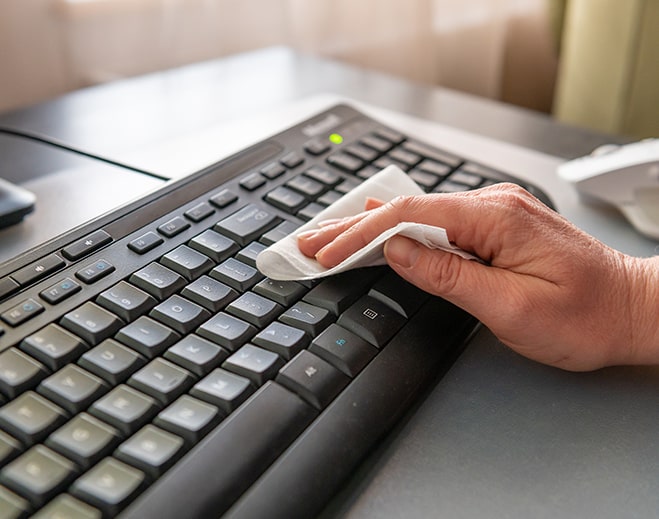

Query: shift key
[214,204,279,246]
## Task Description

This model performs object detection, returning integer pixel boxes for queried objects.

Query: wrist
[621,255,659,366]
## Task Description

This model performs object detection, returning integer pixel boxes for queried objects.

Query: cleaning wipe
[256,165,476,280]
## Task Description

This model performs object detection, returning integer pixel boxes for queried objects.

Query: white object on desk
[557,138,659,240]
[256,165,475,280]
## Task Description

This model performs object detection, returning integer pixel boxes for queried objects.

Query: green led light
[329,133,343,145]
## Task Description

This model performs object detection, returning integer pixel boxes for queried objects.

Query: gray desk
[1,47,658,518]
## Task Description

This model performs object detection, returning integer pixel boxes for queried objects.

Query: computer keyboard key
[157,216,190,238]
[448,169,483,188]
[286,175,325,198]
[37,364,109,415]
[302,268,382,316]
[388,148,422,168]
[21,324,87,372]
[280,151,304,169]
[309,323,378,377]
[214,204,279,246]
[188,229,239,263]
[184,202,215,223]
[0,430,21,466]
[297,202,325,221]
[252,322,309,360]
[78,339,147,386]
[190,368,253,414]
[326,152,364,173]
[127,231,164,255]
[334,177,362,194]
[408,169,441,190]
[97,281,157,322]
[210,257,263,293]
[260,162,286,180]
[2,298,44,327]
[239,172,266,191]
[259,220,300,246]
[235,241,268,266]
[12,254,65,286]
[225,292,283,328]
[46,412,121,470]
[0,277,20,300]
[120,382,316,519]
[368,271,429,318]
[164,334,228,377]
[264,186,307,214]
[127,358,195,406]
[160,245,213,281]
[89,385,159,437]
[279,301,334,336]
[197,312,257,352]
[62,230,113,261]
[75,259,115,285]
[31,494,102,519]
[154,394,222,444]
[0,348,49,399]
[276,350,350,410]
[209,188,238,209]
[60,302,123,346]
[359,134,392,153]
[181,276,239,316]
[417,158,452,177]
[129,263,186,301]
[0,444,77,508]
[115,316,179,359]
[374,127,406,145]
[222,344,283,387]
[401,140,463,168]
[316,189,342,206]
[40,277,82,305]
[337,295,406,348]
[303,165,342,186]
[344,143,379,162]
[70,457,146,517]
[433,179,471,193]
[114,425,185,480]
[0,391,67,446]
[0,486,30,519]
[149,295,211,335]
[253,278,307,307]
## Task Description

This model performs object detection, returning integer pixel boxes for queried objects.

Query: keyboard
[0,104,553,519]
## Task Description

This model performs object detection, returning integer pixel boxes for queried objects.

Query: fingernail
[384,236,419,268]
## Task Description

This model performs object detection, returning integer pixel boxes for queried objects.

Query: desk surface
[1,47,658,519]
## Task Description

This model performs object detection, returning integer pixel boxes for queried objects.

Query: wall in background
[0,0,558,115]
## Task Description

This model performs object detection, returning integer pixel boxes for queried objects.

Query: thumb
[383,235,515,321]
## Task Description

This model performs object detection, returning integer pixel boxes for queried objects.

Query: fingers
[297,211,371,259]
[297,197,386,260]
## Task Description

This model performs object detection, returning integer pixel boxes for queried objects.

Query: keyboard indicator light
[329,133,343,145]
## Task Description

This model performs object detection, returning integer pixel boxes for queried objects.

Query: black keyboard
[0,104,553,518]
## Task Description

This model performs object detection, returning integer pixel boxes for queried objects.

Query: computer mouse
[557,138,659,240]
[0,177,36,229]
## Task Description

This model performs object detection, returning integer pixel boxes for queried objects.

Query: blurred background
[1,0,657,138]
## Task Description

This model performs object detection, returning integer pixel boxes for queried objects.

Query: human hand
[298,183,659,371]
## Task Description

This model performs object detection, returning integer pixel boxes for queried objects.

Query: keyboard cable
[0,126,171,182]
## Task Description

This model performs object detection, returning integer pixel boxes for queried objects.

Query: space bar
[119,382,318,519]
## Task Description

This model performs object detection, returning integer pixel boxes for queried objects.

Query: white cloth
[256,165,476,281]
